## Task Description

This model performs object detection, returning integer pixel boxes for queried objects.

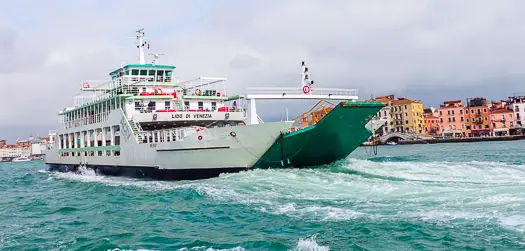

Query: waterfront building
[0,140,5,148]
[507,96,525,128]
[391,97,425,134]
[464,97,492,137]
[424,113,441,135]
[491,109,515,136]
[368,95,394,135]
[438,100,465,137]
[15,140,31,148]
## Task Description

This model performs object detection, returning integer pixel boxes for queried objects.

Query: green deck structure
[254,101,383,168]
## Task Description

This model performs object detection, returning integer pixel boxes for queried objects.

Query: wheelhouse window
[140,70,147,76]
[198,101,204,110]
[131,69,139,75]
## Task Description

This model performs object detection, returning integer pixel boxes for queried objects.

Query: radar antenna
[149,53,164,65]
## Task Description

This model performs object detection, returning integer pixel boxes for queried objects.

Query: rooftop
[109,63,176,76]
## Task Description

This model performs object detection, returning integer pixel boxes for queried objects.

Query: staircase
[128,120,143,142]
[173,90,185,111]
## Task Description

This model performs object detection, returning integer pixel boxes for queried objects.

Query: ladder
[128,120,143,142]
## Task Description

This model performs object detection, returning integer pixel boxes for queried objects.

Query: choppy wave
[7,142,525,250]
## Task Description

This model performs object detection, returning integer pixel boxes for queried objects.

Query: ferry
[44,29,293,180]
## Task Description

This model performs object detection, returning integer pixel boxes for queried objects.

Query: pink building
[491,109,515,136]
[438,100,465,137]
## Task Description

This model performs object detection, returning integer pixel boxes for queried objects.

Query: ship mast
[136,29,147,64]
[301,61,313,94]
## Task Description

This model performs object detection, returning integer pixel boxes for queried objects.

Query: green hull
[254,101,383,168]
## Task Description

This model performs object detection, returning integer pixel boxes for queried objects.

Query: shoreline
[363,135,525,146]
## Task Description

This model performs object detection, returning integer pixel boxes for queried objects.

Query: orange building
[15,140,31,149]
[438,100,465,137]
[464,97,492,137]
[491,109,515,136]
[424,114,441,135]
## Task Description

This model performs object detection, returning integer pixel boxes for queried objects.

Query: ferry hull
[44,110,293,181]
[48,164,247,180]
[254,101,383,168]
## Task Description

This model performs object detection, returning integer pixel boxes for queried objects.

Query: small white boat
[12,156,31,162]
[385,141,397,146]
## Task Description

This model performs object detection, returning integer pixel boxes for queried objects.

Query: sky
[1,0,525,142]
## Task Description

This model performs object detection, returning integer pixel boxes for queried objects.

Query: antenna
[136,28,148,64]
[149,53,164,65]
[301,61,314,90]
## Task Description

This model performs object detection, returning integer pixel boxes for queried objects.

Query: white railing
[244,87,358,97]
[179,77,228,96]
[139,127,191,143]
[63,112,110,129]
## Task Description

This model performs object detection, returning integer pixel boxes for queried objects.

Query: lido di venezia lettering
[170,113,213,119]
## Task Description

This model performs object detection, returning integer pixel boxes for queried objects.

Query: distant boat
[0,157,12,162]
[12,156,31,162]
[385,141,397,146]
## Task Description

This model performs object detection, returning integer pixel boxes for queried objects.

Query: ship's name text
[171,113,212,119]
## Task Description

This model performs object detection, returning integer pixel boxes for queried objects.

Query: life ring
[230,131,236,137]
[197,135,203,140]
[302,85,310,94]
[195,89,202,96]
[82,82,90,88]
[154,87,163,95]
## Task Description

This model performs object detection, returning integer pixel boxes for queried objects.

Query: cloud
[1,0,525,132]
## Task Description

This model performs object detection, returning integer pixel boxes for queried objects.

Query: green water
[1,141,525,250]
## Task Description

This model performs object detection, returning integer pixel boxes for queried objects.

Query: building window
[448,118,451,122]
[466,118,469,122]
[460,110,463,114]
[515,106,519,112]
[510,114,513,118]
[440,118,443,122]
[484,108,487,113]
[460,117,464,122]
[471,109,474,114]
[405,105,407,109]
[440,111,442,115]
[452,110,455,115]
[466,109,469,114]
[452,117,456,122]
[511,122,514,127]
[485,117,488,121]
[447,110,450,115]
[491,115,495,120]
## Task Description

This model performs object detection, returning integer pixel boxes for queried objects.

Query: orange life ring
[195,89,202,96]
[198,135,203,140]
[302,85,310,94]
